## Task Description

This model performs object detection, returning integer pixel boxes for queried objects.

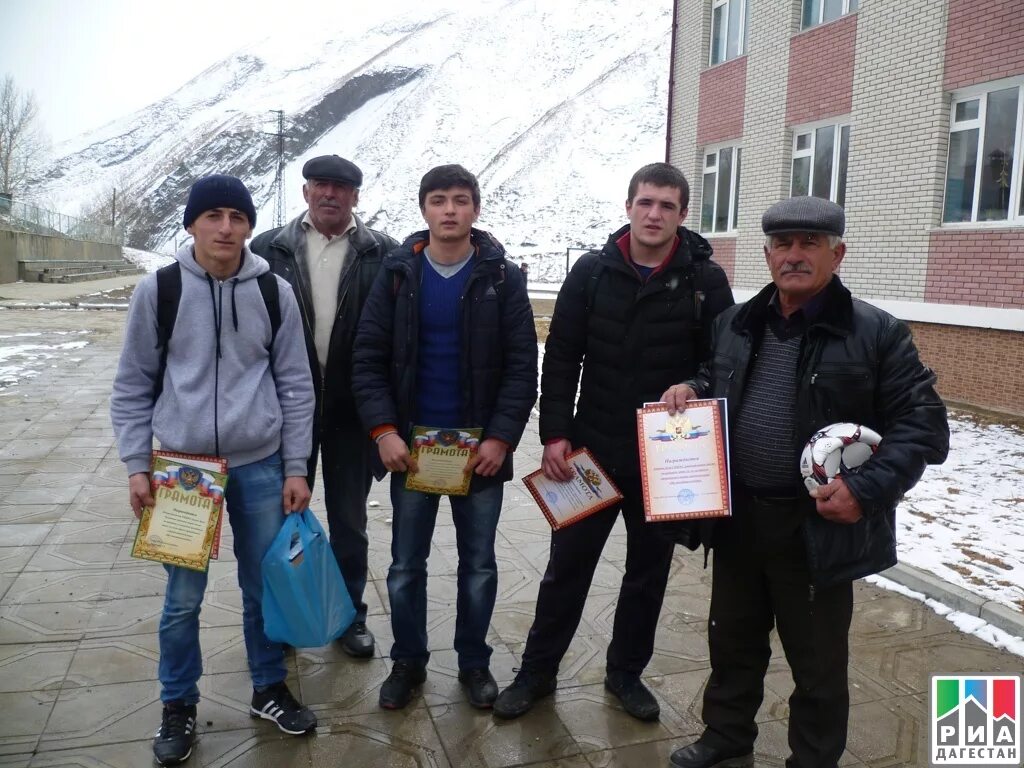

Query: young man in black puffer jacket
[493,162,733,723]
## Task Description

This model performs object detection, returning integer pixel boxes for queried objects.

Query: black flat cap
[762,196,845,237]
[302,155,363,187]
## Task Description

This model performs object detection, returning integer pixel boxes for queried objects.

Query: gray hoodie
[110,245,315,478]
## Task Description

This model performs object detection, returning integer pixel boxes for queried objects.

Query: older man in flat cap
[661,197,948,768]
[251,155,397,657]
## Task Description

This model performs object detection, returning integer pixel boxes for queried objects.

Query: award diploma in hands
[404,426,484,496]
[131,451,227,572]
[524,445,624,530]
[637,397,731,521]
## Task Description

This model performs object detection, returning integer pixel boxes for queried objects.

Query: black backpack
[152,261,281,399]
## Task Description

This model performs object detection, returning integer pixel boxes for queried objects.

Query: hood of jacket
[601,223,714,269]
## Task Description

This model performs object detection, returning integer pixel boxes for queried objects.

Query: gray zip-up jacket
[110,245,315,478]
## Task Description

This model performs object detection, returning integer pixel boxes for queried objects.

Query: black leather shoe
[669,741,754,768]
[339,621,375,658]
[379,660,427,710]
[459,667,498,709]
[604,671,660,721]
[492,670,557,719]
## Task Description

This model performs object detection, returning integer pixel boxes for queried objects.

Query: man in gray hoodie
[111,175,317,766]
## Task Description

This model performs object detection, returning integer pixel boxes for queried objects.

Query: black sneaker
[604,670,660,721]
[458,667,498,709]
[249,681,317,735]
[492,669,557,719]
[339,621,375,658]
[379,660,427,710]
[153,701,196,766]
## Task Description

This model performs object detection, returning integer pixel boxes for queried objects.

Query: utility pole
[271,109,285,227]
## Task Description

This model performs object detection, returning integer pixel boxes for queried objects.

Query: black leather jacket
[695,276,949,586]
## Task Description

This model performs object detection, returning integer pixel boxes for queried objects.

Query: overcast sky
[0,0,428,145]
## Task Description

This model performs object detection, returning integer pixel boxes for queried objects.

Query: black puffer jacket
[540,224,733,478]
[351,228,538,489]
[250,214,397,430]
[697,276,950,586]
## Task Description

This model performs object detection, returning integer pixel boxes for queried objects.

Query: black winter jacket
[250,214,397,430]
[696,276,950,586]
[351,228,538,489]
[540,224,733,478]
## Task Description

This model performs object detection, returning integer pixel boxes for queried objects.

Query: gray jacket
[110,245,315,477]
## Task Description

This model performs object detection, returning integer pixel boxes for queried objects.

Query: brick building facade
[668,0,1024,414]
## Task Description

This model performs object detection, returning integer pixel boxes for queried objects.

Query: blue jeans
[387,474,502,670]
[159,452,288,704]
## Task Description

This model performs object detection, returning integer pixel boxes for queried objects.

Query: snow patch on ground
[0,333,91,389]
[123,247,174,273]
[867,574,1024,657]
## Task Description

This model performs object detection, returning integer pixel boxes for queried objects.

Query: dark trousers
[315,428,374,623]
[520,477,675,676]
[700,496,853,768]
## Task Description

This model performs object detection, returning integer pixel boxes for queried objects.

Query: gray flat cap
[762,196,845,237]
[302,155,363,187]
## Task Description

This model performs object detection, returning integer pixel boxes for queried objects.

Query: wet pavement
[0,307,1020,768]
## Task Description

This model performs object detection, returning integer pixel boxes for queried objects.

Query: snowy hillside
[35,1,672,262]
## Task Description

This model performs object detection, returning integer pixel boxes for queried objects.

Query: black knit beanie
[182,174,257,230]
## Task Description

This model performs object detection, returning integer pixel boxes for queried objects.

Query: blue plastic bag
[261,509,355,648]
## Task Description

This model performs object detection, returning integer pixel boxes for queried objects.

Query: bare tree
[0,75,48,198]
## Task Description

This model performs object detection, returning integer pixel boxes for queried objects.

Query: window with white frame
[710,0,748,66]
[790,123,850,205]
[801,0,858,30]
[701,145,742,233]
[943,80,1024,224]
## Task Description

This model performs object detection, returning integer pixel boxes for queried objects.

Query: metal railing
[0,197,124,245]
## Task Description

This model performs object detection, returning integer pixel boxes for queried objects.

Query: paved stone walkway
[0,308,1020,768]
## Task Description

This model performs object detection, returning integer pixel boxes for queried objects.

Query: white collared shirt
[302,211,356,371]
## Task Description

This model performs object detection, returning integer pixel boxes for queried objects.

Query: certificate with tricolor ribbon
[405,426,483,496]
[637,400,731,521]
[131,451,227,572]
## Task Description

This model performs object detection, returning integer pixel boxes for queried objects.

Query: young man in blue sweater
[110,175,317,765]
[352,165,538,711]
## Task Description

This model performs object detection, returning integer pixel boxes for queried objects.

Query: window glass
[955,99,980,122]
[701,171,716,232]
[711,4,726,64]
[796,133,812,151]
[792,157,811,197]
[716,148,734,232]
[822,0,843,23]
[733,149,743,230]
[726,0,743,60]
[813,126,835,199]
[837,126,850,208]
[943,129,979,222]
[977,88,1019,221]
[802,0,821,28]
[848,0,858,10]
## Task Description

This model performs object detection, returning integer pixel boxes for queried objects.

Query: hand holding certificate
[637,400,731,521]
[524,448,624,530]
[132,451,227,572]
[405,426,483,496]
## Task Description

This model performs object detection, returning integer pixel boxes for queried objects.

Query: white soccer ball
[799,422,882,494]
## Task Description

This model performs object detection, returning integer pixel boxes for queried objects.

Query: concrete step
[43,268,143,283]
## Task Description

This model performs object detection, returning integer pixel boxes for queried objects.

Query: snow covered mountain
[36,0,671,267]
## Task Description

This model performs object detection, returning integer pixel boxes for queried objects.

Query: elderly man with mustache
[251,156,397,659]
[661,196,948,768]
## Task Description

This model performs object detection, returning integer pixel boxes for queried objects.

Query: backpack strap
[154,262,182,401]
[256,271,282,344]
[584,255,604,312]
[153,264,281,403]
